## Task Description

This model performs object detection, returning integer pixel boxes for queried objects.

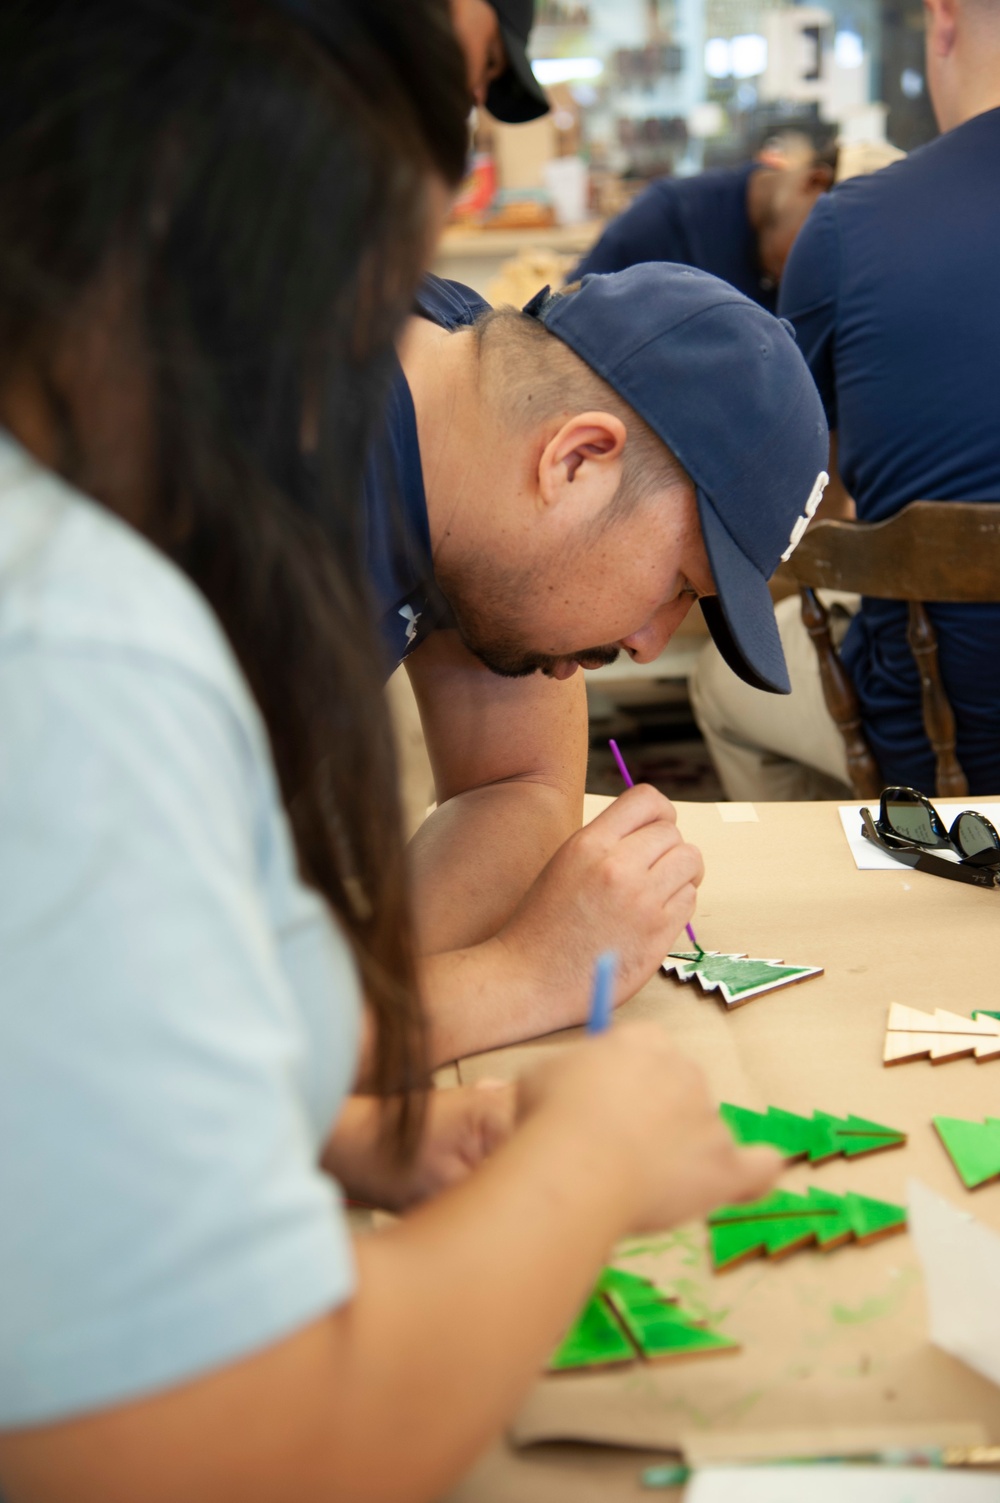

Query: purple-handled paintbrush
[608,738,701,953]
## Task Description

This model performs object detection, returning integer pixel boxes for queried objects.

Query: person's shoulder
[415,273,491,330]
[672,161,754,203]
[0,435,255,717]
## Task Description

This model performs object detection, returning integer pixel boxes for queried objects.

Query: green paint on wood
[548,1268,738,1373]
[665,949,822,1007]
[973,1010,1000,1023]
[708,1187,907,1271]
[933,1115,1000,1190]
[600,1269,738,1360]
[549,1289,636,1371]
[721,1103,905,1165]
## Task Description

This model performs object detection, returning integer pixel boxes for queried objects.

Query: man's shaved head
[474,297,692,522]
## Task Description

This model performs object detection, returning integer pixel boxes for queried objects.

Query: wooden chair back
[787,501,1000,800]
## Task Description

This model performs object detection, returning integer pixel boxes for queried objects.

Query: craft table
[441,796,1000,1502]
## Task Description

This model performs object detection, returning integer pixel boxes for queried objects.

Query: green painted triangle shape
[709,1188,805,1224]
[807,1111,843,1163]
[722,1105,905,1165]
[843,1191,907,1241]
[720,1103,812,1157]
[765,1107,815,1157]
[973,1010,1000,1023]
[709,1187,905,1268]
[710,1218,770,1269]
[600,1271,737,1359]
[820,1111,906,1159]
[803,1186,852,1246]
[933,1116,1000,1190]
[554,1268,739,1366]
[549,1290,637,1371]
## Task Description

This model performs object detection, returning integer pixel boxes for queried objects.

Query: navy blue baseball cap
[522,264,829,693]
[486,0,550,123]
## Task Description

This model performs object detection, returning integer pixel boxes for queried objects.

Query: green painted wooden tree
[720,1103,906,1163]
[663,949,822,1008]
[933,1116,1000,1190]
[549,1268,738,1372]
[707,1187,907,1271]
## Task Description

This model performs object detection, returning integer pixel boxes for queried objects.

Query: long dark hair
[0,0,470,1146]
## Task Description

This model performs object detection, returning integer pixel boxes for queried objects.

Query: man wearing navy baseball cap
[363,265,827,1063]
[450,0,550,120]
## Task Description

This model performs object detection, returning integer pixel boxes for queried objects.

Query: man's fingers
[585,782,678,843]
[649,839,705,892]
[605,817,685,874]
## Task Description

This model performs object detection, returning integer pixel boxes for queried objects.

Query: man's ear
[925,0,957,55]
[807,162,835,194]
[538,411,628,508]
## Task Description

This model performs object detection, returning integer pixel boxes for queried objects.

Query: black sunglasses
[860,786,1000,889]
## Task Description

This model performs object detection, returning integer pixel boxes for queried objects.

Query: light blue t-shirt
[0,432,361,1430]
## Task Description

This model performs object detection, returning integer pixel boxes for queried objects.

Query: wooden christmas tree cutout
[663,949,823,1008]
[721,1103,906,1163]
[549,1267,739,1373]
[883,1003,1000,1065]
[933,1116,1000,1190]
[707,1187,907,1271]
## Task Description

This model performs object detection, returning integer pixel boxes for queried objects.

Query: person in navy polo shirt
[690,0,1000,802]
[570,153,834,312]
[358,265,828,1063]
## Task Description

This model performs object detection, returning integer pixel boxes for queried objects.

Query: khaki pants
[689,593,859,802]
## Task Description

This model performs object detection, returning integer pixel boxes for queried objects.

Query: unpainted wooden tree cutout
[883,1002,1000,1065]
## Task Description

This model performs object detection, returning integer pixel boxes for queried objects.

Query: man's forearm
[408,779,583,1064]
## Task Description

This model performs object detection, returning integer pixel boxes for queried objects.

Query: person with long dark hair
[0,5,777,1499]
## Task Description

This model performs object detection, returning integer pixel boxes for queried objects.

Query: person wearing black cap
[450,0,550,120]
[370,265,828,1064]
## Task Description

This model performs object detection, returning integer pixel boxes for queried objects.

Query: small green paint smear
[831,1271,916,1326]
[619,1228,703,1262]
[668,1277,731,1328]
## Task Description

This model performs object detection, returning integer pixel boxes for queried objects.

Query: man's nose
[619,601,691,663]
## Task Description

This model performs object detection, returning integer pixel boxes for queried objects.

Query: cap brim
[697,487,791,694]
[485,24,550,123]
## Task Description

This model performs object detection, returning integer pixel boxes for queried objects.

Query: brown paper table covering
[443,797,1000,1500]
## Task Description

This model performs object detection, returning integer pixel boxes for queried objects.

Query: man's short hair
[475,291,692,518]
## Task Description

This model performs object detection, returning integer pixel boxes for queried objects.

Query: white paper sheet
[908,1178,1000,1389]
[837,803,1000,871]
[685,1465,1000,1502]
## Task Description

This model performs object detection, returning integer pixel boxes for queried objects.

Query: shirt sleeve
[777,194,841,427]
[0,646,356,1427]
[571,183,684,280]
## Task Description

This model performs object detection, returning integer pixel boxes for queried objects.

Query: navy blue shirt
[779,106,1000,793]
[362,276,489,673]
[571,163,776,312]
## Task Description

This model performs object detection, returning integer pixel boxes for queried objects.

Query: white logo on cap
[780,470,829,563]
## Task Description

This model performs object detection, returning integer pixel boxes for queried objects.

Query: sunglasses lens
[883,793,949,848]
[954,812,1000,858]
